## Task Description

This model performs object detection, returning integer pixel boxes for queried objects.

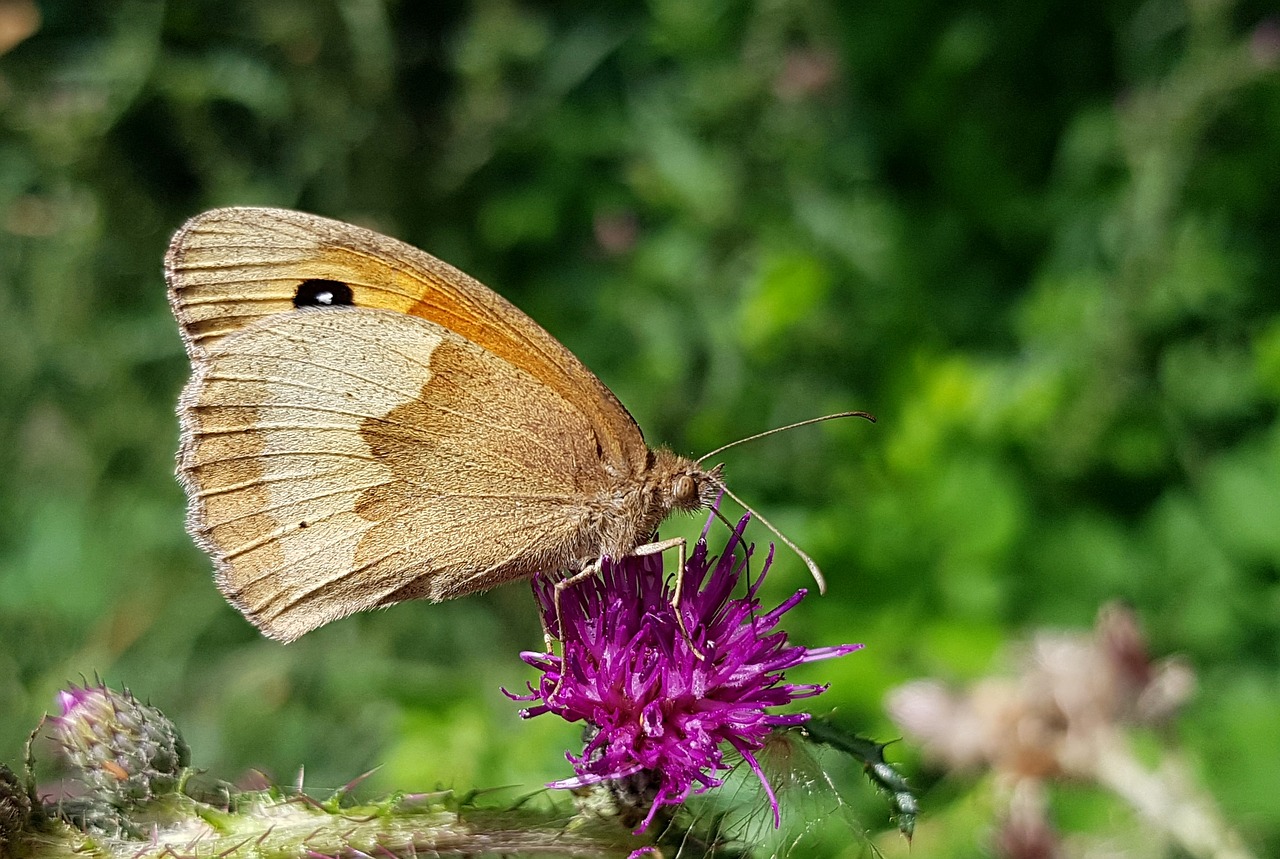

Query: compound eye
[674,474,698,504]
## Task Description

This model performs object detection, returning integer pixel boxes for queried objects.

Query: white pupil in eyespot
[315,291,334,304]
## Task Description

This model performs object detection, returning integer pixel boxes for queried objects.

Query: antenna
[696,410,876,594]
[716,481,827,594]
[695,411,875,465]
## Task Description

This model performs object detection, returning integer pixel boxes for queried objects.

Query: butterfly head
[651,449,724,515]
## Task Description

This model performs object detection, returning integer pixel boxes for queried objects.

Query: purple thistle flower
[507,514,862,833]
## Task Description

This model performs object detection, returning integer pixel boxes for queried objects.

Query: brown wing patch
[347,337,608,604]
[357,338,599,506]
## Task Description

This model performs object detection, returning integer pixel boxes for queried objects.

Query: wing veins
[186,449,379,465]
[194,464,364,498]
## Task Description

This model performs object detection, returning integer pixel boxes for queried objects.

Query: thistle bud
[52,683,190,810]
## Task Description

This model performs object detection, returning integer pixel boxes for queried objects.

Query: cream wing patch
[180,308,446,641]
[178,306,607,642]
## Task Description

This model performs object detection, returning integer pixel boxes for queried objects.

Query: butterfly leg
[548,562,599,648]
[543,561,602,701]
[545,537,702,704]
[632,535,687,597]
[549,536,685,639]
[632,536,707,660]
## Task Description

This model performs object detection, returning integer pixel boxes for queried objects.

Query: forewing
[178,307,601,641]
[166,207,646,467]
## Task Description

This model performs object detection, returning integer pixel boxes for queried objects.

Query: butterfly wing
[165,207,646,469]
[179,306,608,641]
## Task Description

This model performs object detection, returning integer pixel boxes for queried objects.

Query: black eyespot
[294,279,354,308]
[298,521,309,529]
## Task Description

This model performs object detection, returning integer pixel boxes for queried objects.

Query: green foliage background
[2,0,1277,854]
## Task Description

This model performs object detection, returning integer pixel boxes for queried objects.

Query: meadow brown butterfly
[166,207,735,642]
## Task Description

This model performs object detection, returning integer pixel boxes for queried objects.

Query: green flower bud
[52,683,190,811]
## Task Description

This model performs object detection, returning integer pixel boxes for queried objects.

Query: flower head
[508,515,862,832]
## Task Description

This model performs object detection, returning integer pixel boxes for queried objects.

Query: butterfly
[166,207,729,642]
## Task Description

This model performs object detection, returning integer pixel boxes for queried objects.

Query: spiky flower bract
[509,515,862,832]
[52,681,190,813]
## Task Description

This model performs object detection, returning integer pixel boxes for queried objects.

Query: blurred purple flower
[508,515,862,832]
